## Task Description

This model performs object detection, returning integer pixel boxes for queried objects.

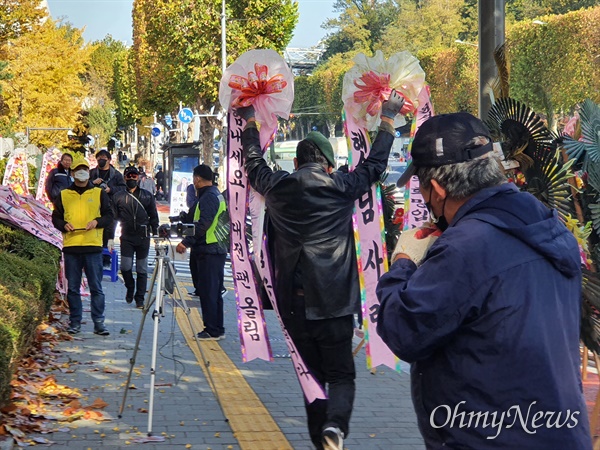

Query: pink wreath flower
[219,49,294,148]
[343,50,426,131]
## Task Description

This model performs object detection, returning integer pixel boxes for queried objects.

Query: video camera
[157,212,195,238]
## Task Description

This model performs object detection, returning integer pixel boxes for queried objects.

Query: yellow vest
[61,188,103,248]
[193,193,226,244]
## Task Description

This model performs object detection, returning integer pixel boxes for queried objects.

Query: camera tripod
[117,237,227,435]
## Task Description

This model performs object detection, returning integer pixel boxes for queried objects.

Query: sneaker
[93,325,110,336]
[135,302,144,309]
[322,427,344,450]
[67,324,81,335]
[196,330,223,341]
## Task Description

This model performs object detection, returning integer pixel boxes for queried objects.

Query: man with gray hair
[376,112,591,449]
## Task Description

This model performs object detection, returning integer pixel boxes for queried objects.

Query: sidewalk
[23,257,424,449]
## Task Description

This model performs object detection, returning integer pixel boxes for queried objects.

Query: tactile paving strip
[175,307,293,450]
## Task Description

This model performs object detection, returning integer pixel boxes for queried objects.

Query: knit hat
[302,132,335,168]
[193,164,214,181]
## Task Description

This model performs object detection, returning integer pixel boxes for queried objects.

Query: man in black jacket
[238,91,405,450]
[90,149,127,264]
[111,166,160,308]
[176,164,227,340]
[45,152,73,203]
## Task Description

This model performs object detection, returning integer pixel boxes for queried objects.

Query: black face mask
[126,179,138,189]
[426,188,449,232]
[98,159,108,168]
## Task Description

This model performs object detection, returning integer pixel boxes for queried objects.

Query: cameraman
[111,166,159,308]
[176,164,227,340]
[90,149,127,264]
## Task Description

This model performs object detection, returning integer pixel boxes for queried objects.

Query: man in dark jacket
[90,149,127,262]
[176,164,227,340]
[52,154,113,336]
[112,166,160,308]
[45,152,73,203]
[376,113,592,449]
[237,91,405,450]
[90,149,127,196]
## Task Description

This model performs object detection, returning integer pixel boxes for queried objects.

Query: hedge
[0,223,61,406]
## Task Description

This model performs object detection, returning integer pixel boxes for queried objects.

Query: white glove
[391,225,442,266]
[107,239,115,253]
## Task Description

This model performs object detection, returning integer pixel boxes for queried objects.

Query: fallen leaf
[88,398,109,409]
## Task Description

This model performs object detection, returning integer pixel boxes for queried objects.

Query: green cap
[303,131,335,168]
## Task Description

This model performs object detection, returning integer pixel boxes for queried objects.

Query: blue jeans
[64,251,105,326]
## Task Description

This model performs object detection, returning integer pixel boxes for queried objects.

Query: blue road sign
[151,127,161,137]
[165,114,173,127]
[178,108,193,124]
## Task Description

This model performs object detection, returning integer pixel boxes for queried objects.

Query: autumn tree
[113,51,140,129]
[0,19,92,147]
[0,0,46,43]
[130,0,298,164]
[379,0,465,56]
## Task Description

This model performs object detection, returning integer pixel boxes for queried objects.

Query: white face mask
[74,170,90,182]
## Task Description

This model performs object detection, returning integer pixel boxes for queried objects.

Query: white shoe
[322,427,344,450]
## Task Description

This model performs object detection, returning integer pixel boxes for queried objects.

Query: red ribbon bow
[228,63,287,108]
[353,70,415,116]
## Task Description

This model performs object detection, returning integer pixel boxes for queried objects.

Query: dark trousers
[120,234,150,305]
[191,250,226,336]
[282,295,356,448]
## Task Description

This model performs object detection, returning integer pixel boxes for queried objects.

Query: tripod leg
[117,257,160,419]
[147,256,165,436]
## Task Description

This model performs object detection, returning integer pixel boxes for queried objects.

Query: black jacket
[89,165,126,198]
[45,163,72,202]
[112,187,160,237]
[243,124,394,320]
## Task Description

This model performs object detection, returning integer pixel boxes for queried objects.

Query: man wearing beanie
[176,164,227,340]
[237,90,406,450]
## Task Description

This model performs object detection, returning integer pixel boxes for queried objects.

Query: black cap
[193,164,213,181]
[397,112,493,187]
[95,149,111,159]
[124,166,139,178]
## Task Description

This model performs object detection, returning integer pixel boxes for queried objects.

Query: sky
[45,0,336,49]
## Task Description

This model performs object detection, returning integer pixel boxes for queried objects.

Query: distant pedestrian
[45,152,73,204]
[155,167,165,196]
[51,154,113,336]
[139,172,156,195]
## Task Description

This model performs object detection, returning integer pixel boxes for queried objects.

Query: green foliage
[0,224,60,406]
[85,101,118,150]
[113,51,140,128]
[507,7,600,115]
[85,35,127,104]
